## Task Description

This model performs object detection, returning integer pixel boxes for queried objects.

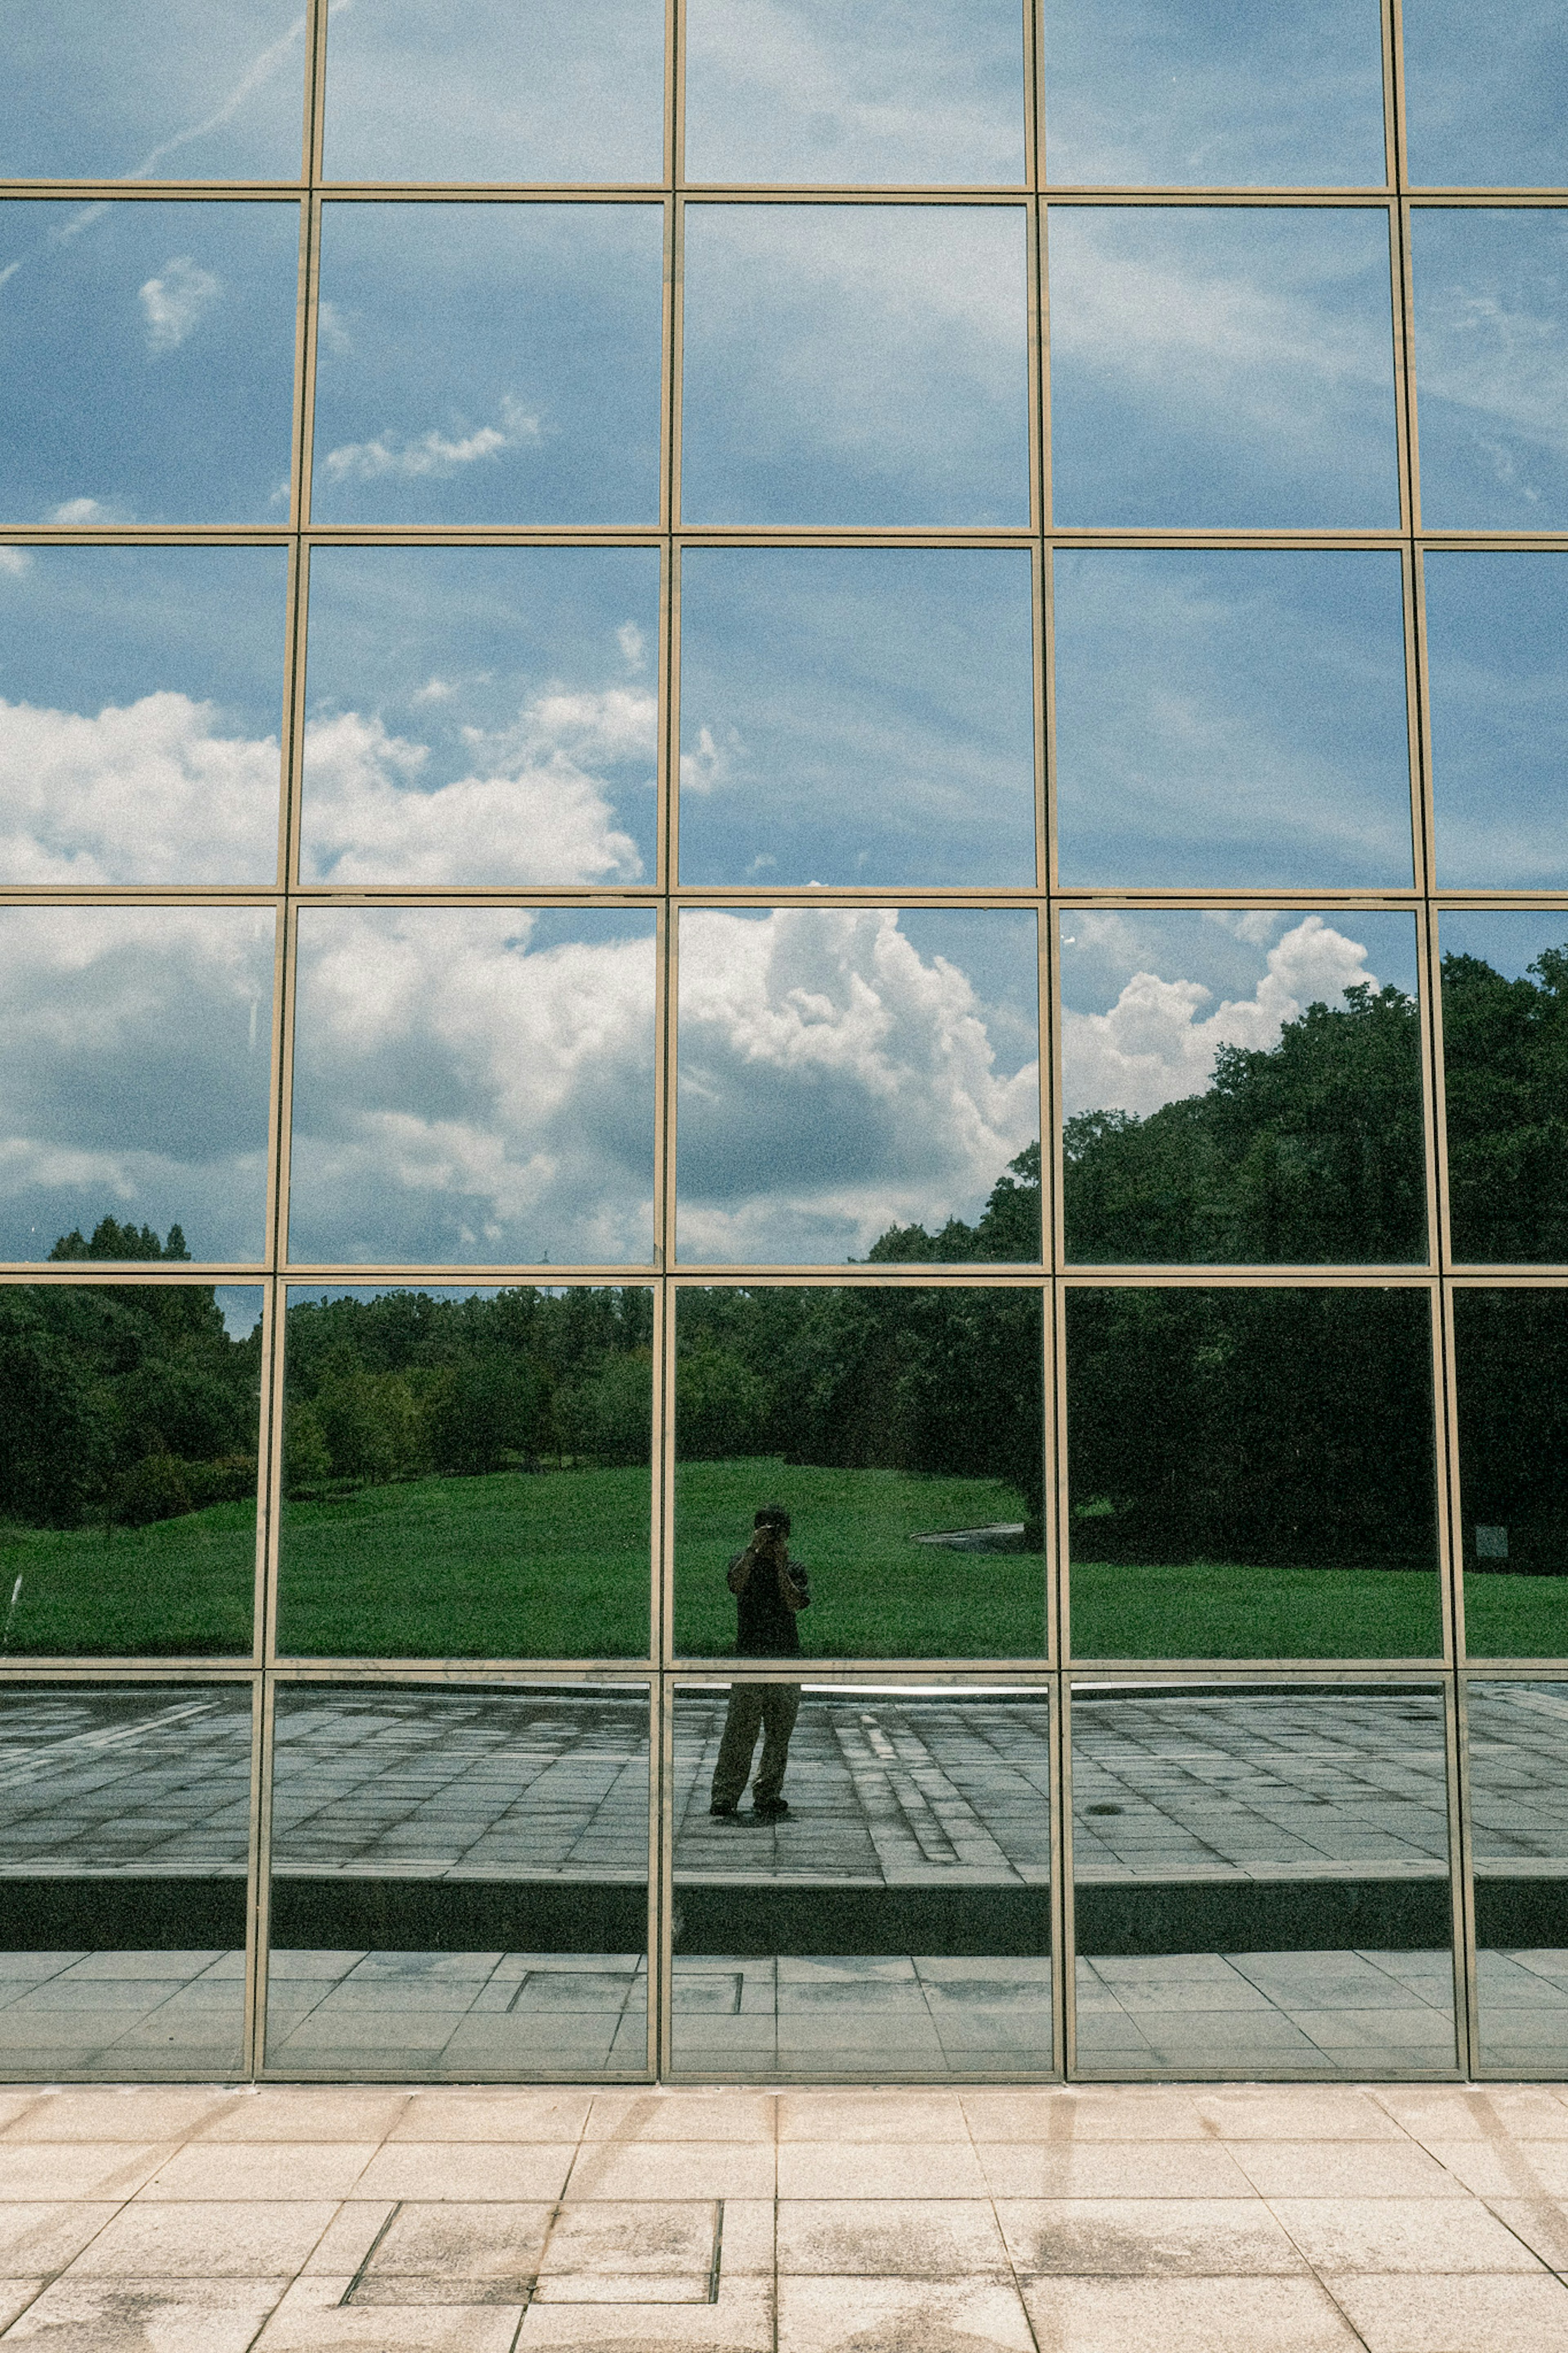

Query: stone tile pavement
[4,2080,1568,2346]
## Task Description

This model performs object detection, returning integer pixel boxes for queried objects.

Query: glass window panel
[1046,207,1401,527]
[323,0,664,183]
[677,548,1036,889]
[1053,551,1413,890]
[1403,0,1568,189]
[1441,913,1568,1265]
[1427,555,1568,890]
[0,201,300,527]
[0,907,275,1264]
[299,546,659,887]
[1071,1686,1454,2076]
[288,907,657,1267]
[1469,1681,1568,2074]
[1042,0,1385,188]
[680,205,1031,527]
[1412,210,1568,529]
[1455,1293,1568,1659]
[0,1282,261,1657]
[684,0,1027,187]
[677,906,1039,1265]
[1060,910,1426,1265]
[673,1683,1050,2078]
[311,203,664,526]
[0,1,305,180]
[673,1287,1045,1659]
[0,546,286,886]
[0,1684,250,2078]
[277,1284,652,1659]
[1066,1288,1442,1661]
[266,1684,649,2078]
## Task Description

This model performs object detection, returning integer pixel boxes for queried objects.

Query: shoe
[708,1801,738,1818]
[750,1797,790,1820]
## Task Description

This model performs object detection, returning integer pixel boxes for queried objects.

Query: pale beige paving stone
[192,2089,413,2142]
[539,2199,717,2281]
[776,2139,987,2199]
[1193,2088,1408,2141]
[65,2198,340,2277]
[974,2141,1253,2199]
[0,2098,44,2137]
[0,2090,229,2143]
[388,2091,592,2142]
[252,2276,525,2350]
[778,2274,1036,2352]
[776,2091,970,2142]
[354,2141,577,2201]
[0,2204,118,2275]
[0,2284,45,2335]
[1483,2196,1568,2269]
[708,2200,773,2277]
[1020,2274,1368,2352]
[585,2091,774,2143]
[142,2141,380,2200]
[564,2141,774,2201]
[1375,2085,1568,2141]
[0,2273,290,2350]
[362,2199,555,2284]
[0,2143,173,2201]
[1326,2269,1568,2352]
[515,2278,773,2349]
[299,2201,398,2277]
[961,2090,1209,2142]
[995,2196,1308,2277]
[775,2197,1010,2277]
[1422,2137,1568,2197]
[1227,2139,1466,2197]
[1267,2193,1548,2272]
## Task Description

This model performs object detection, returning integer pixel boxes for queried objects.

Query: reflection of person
[709,1504,810,1822]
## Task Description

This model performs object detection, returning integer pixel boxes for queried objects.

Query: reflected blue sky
[684,0,1025,185]
[1053,550,1413,889]
[677,548,1036,888]
[0,202,300,525]
[681,205,1031,526]
[301,546,659,885]
[0,907,275,1262]
[1403,0,1568,187]
[1411,210,1568,529]
[1046,207,1400,526]
[1440,912,1568,985]
[0,546,287,885]
[323,0,664,182]
[215,1287,265,1340]
[1059,910,1420,1119]
[289,908,657,1266]
[1427,555,1568,889]
[675,905,1039,1263]
[311,203,664,525]
[1043,0,1385,187]
[0,2,305,179]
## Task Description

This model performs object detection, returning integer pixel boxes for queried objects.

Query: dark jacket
[726,1543,811,1656]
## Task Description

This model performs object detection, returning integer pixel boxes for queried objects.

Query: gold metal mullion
[1442,1672,1474,2075]
[655,1674,675,2075]
[248,1669,278,2077]
[1056,1674,1077,2074]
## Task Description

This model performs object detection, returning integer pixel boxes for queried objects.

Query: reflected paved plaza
[0,1685,1562,2077]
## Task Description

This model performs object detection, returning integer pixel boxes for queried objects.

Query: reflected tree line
[0,950,1562,1577]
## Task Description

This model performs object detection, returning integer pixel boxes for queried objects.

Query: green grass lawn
[1069,1559,1444,1660]
[278,1465,653,1656]
[674,1457,1043,1657]
[1461,1573,1568,1659]
[0,1504,257,1655]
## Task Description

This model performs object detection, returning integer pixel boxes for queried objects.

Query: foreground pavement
[0,2081,1565,2347]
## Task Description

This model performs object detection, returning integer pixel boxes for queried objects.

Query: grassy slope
[0,1503,256,1655]
[1069,1559,1444,1661]
[1462,1574,1568,1659]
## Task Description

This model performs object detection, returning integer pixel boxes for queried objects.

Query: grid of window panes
[0,0,1564,2085]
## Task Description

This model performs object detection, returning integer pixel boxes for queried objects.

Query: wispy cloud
[47,497,129,525]
[322,395,541,482]
[126,13,309,180]
[139,256,222,352]
[0,549,31,578]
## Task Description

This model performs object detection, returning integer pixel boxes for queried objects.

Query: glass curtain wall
[0,0,1562,2083]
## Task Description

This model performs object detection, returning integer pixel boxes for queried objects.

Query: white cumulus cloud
[323,395,541,482]
[139,256,222,352]
[1061,914,1380,1121]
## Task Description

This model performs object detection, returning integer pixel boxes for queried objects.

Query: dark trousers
[710,1682,801,1809]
